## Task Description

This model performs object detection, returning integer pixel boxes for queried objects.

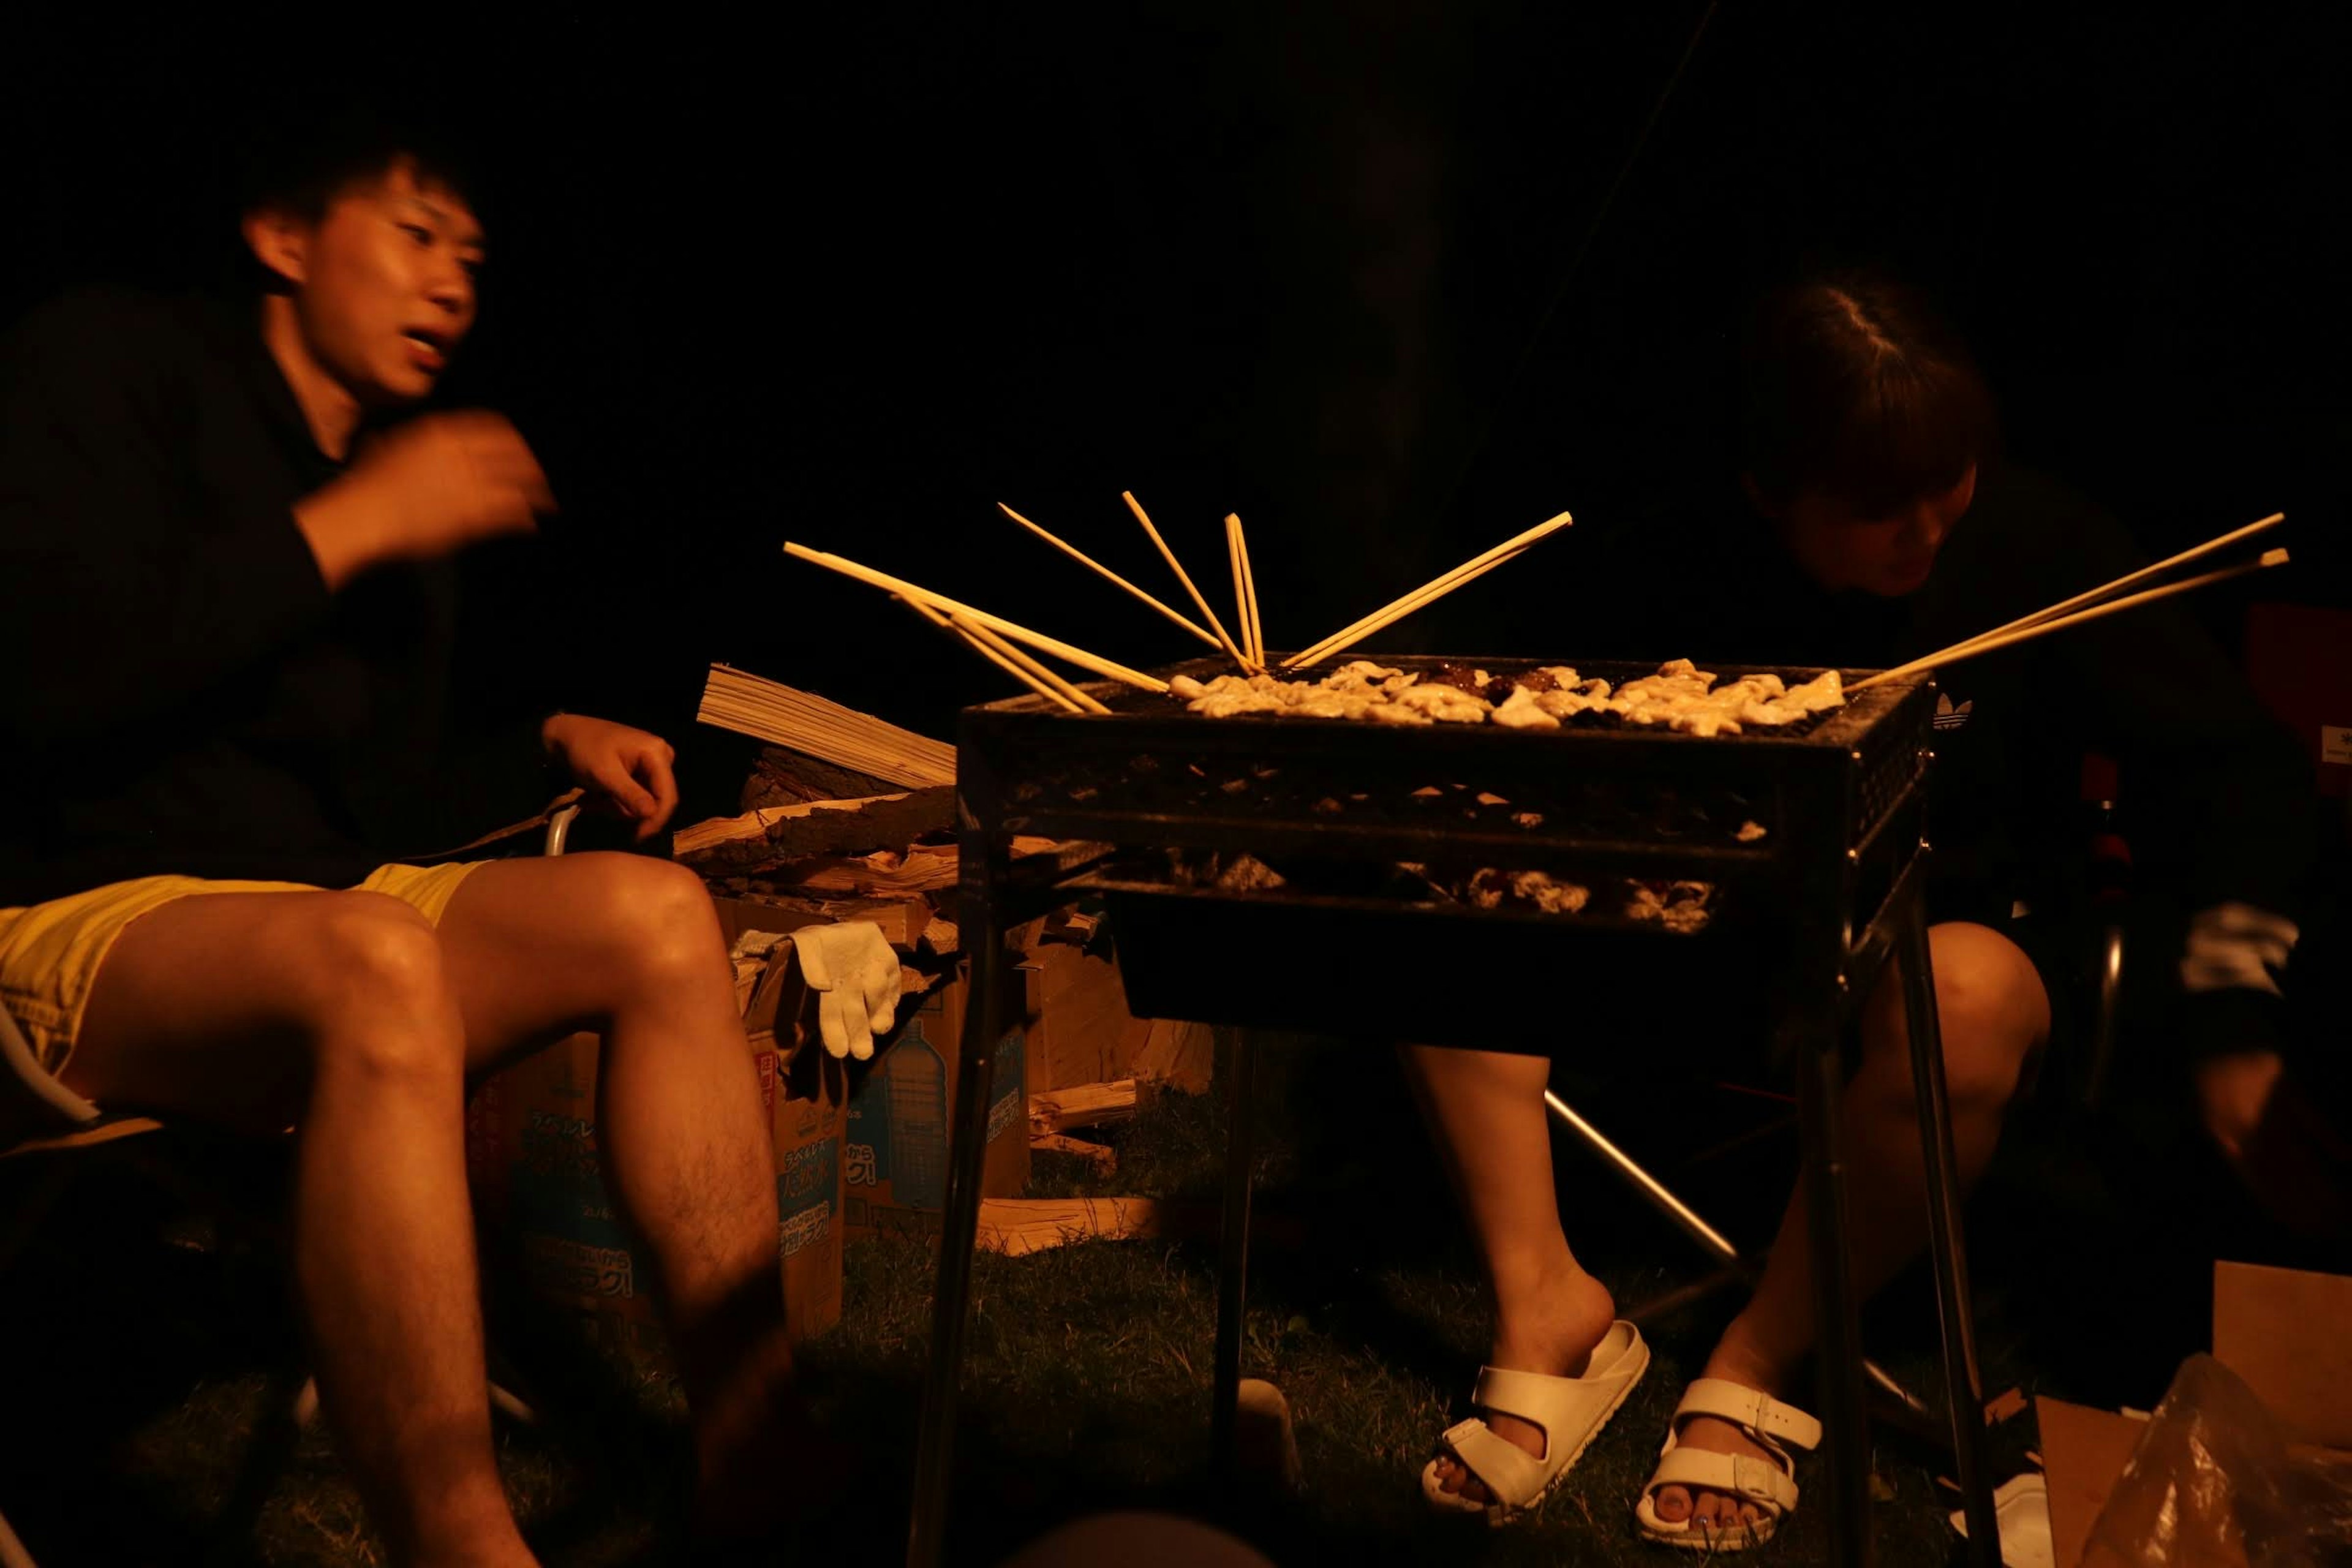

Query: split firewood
[977,1197,1161,1256]
[740,744,913,812]
[671,788,954,874]
[705,890,933,949]
[767,843,961,899]
[1028,1079,1140,1137]
[698,664,956,788]
[1030,1133,1117,1177]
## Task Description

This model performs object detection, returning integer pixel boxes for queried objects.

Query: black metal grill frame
[958,656,1937,1007]
[913,652,1998,1568]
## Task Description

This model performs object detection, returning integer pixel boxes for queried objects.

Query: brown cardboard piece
[841,965,1035,1240]
[2212,1259,2352,1452]
[2035,1397,2150,1568]
[1025,944,1155,1093]
[2035,1261,2352,1567]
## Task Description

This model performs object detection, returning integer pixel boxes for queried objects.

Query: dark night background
[7,6,2346,826]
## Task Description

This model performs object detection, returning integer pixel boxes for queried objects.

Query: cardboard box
[1024,943,1156,1095]
[2037,1261,2352,1567]
[843,968,1034,1240]
[465,916,850,1370]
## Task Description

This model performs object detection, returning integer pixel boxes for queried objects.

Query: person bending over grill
[0,117,809,1564]
[1409,273,2312,1547]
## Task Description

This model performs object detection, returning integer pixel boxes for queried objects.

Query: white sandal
[1634,1378,1822,1551]
[1419,1320,1650,1525]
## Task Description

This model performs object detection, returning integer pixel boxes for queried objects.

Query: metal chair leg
[1211,1028,1256,1478]
[907,891,1008,1568]
[1796,1020,1874,1568]
[1896,909,2000,1564]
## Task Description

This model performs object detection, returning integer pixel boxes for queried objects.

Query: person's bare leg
[1650,922,2048,1533]
[1398,1044,1616,1504]
[64,891,533,1568]
[434,854,805,1529]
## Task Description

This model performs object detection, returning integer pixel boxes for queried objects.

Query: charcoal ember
[1216,854,1287,892]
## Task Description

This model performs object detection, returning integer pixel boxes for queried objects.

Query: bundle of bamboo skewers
[782,498,2288,716]
[784,495,1576,711]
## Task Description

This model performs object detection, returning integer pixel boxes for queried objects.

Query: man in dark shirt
[0,125,800,1562]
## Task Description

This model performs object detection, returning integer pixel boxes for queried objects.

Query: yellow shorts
[0,862,487,1079]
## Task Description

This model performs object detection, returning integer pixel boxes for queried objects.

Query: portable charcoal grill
[908,655,2000,1568]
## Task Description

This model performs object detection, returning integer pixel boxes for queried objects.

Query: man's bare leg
[434,854,806,1529]
[1650,921,2048,1532]
[65,891,534,1568]
[1397,1043,1618,1503]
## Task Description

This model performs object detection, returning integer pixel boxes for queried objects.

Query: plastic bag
[2084,1353,2352,1568]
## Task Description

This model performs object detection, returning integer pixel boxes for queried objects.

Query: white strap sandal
[1634,1378,1823,1550]
[1419,1320,1650,1525]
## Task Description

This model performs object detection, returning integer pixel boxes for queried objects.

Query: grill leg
[1796,1018,1874,1568]
[1212,1028,1256,1477]
[1545,1090,1946,1441]
[1898,907,2000,1565]
[907,870,1008,1568]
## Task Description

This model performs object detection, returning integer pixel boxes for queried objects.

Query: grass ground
[0,1030,2296,1567]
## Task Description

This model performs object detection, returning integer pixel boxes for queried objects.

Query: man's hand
[541,714,679,842]
[294,412,553,589]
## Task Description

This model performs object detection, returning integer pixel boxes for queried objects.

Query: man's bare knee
[575,855,726,997]
[291,893,464,1084]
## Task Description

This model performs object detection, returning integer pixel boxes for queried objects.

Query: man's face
[1767,466,1977,597]
[274,159,484,406]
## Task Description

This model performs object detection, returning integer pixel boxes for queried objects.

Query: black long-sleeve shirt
[0,290,556,907]
[1558,463,2313,1052]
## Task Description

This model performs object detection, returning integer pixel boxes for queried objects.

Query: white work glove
[793,921,902,1061]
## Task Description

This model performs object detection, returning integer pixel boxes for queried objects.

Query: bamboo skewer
[900,595,1081,711]
[1123,491,1256,673]
[998,502,1221,650]
[1284,509,1573,669]
[1288,545,1531,670]
[1935,511,2286,661]
[1229,512,1265,663]
[1850,548,2290,692]
[953,612,1113,714]
[783,542,1169,692]
[1224,516,1254,664]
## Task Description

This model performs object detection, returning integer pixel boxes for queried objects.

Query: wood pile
[677,671,1222,1248]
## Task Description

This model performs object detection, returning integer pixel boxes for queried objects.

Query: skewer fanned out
[1287,509,1573,669]
[1123,491,1257,673]
[1849,532,2291,692]
[998,502,1221,650]
[783,542,1169,692]
[1229,512,1265,663]
[1928,510,2286,663]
